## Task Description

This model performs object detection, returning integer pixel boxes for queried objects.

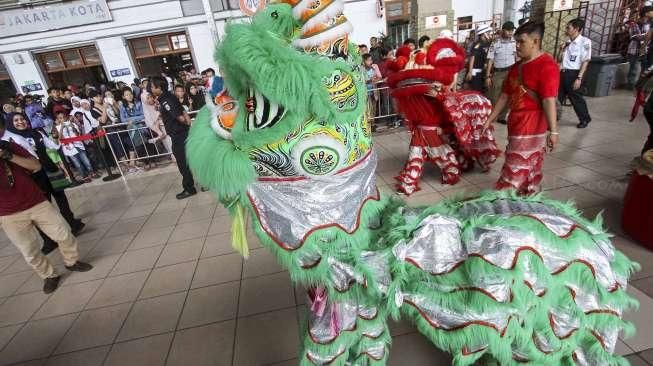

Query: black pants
[642,93,653,155]
[470,73,486,93]
[559,70,591,124]
[171,132,196,193]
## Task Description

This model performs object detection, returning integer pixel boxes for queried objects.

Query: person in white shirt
[559,18,592,129]
[69,96,83,117]
[79,99,98,134]
[54,112,98,182]
[486,21,517,124]
[141,78,173,156]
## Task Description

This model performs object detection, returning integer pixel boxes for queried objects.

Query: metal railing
[368,85,399,121]
[99,110,199,178]
[88,90,399,179]
[103,121,173,177]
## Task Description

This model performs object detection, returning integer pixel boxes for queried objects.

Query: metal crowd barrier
[102,110,199,177]
[368,85,398,121]
[97,91,398,179]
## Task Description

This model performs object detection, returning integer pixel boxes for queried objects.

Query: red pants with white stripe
[495,133,546,195]
[395,126,461,195]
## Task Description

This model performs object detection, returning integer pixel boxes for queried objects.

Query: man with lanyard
[486,21,517,124]
[558,18,592,129]
[149,76,197,199]
[484,20,560,195]
[465,25,493,92]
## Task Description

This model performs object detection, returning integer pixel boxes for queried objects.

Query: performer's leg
[566,71,591,126]
[525,148,545,195]
[446,133,474,173]
[642,93,653,155]
[395,147,426,195]
[557,71,570,108]
[496,134,546,195]
[421,129,460,185]
[395,130,427,195]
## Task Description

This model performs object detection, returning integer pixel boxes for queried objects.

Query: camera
[0,140,12,160]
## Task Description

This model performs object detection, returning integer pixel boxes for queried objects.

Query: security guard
[486,21,517,124]
[466,25,493,92]
[559,18,592,129]
[149,76,197,199]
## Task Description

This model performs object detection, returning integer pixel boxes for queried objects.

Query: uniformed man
[465,25,493,92]
[149,76,197,199]
[486,21,517,124]
[559,18,592,129]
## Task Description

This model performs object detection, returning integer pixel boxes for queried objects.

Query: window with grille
[38,46,102,72]
[128,33,190,60]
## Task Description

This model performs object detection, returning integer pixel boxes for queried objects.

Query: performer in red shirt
[484,21,560,195]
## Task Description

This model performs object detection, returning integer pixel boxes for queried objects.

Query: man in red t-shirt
[0,136,92,294]
[484,21,560,195]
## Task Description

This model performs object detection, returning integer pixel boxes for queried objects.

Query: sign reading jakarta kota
[0,0,112,38]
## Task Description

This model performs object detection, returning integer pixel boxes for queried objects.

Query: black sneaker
[43,276,61,294]
[71,221,86,236]
[577,121,590,129]
[65,261,93,272]
[176,190,197,200]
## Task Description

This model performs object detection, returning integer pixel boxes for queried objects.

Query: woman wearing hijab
[69,96,83,116]
[5,113,85,253]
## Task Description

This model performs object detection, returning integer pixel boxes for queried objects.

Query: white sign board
[425,15,447,30]
[240,0,266,17]
[553,0,574,11]
[0,0,112,38]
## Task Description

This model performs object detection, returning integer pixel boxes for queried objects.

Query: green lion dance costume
[186,1,639,364]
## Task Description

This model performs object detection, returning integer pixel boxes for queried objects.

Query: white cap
[476,25,492,36]
[438,29,454,39]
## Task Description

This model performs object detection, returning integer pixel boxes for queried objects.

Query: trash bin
[582,53,623,97]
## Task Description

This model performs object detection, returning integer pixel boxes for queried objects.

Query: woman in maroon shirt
[0,133,92,294]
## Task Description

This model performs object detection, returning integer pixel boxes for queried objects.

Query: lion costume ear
[426,38,466,73]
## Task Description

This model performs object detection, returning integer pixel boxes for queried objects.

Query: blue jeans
[68,150,93,178]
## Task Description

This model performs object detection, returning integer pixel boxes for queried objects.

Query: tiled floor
[0,89,652,365]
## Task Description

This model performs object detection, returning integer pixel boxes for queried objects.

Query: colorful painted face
[195,2,370,185]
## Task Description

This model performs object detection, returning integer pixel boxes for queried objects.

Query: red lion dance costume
[388,38,500,195]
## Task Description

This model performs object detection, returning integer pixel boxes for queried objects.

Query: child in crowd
[362,53,382,127]
[186,82,206,111]
[54,112,98,183]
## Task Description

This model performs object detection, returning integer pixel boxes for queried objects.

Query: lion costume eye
[271,10,279,19]
[208,93,238,140]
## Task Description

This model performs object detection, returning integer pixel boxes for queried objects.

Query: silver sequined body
[247,154,634,365]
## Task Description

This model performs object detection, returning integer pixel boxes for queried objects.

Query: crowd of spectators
[0,68,212,185]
